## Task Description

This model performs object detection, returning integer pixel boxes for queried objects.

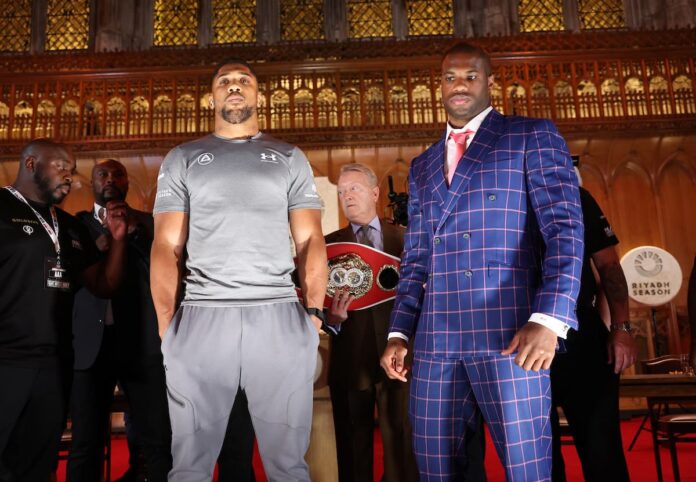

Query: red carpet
[55,417,696,481]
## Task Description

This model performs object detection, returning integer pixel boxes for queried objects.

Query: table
[620,374,696,482]
[620,374,696,398]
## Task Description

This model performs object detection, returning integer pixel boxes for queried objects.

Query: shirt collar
[93,202,105,221]
[445,105,493,141]
[350,215,381,235]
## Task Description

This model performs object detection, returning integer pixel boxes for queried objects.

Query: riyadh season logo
[197,153,215,166]
[633,250,663,277]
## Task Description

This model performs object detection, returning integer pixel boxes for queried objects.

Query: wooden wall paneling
[305,149,330,178]
[579,161,611,217]
[609,158,672,354]
[140,153,166,210]
[656,157,696,306]
[656,157,696,354]
[116,154,155,212]
[608,160,661,253]
[327,147,354,226]
[0,160,18,187]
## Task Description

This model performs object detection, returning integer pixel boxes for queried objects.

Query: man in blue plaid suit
[380,42,584,481]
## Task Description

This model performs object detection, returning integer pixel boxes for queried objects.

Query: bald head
[91,159,128,205]
[20,139,71,169]
[15,138,75,205]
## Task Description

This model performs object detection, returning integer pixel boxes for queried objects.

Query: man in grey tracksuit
[151,58,328,482]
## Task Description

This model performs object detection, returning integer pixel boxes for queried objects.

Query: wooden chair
[658,410,696,482]
[628,356,683,451]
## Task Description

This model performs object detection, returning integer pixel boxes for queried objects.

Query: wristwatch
[305,306,326,323]
[610,321,633,333]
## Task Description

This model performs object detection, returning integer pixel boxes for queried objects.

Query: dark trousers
[0,363,69,482]
[217,388,256,482]
[67,331,172,482]
[330,380,419,482]
[68,339,256,482]
[550,311,630,482]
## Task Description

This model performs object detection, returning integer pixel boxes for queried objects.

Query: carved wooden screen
[518,0,564,32]
[407,0,453,36]
[0,0,31,52]
[280,0,325,41]
[45,0,90,50]
[347,0,393,39]
[213,0,256,44]
[154,0,199,46]
[578,0,625,29]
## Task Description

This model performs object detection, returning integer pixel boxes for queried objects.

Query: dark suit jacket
[325,220,406,391]
[72,208,161,370]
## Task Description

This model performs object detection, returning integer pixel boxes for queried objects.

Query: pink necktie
[447,129,474,185]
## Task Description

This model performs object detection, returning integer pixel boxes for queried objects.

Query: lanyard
[4,185,62,263]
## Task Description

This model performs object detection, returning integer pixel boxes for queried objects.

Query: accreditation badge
[45,256,71,290]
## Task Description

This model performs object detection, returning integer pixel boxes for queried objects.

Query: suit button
[464,270,473,277]
[434,237,441,245]
[488,194,496,201]
[463,233,470,239]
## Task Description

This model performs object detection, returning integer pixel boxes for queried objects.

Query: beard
[221,104,256,125]
[33,170,67,205]
[443,94,489,125]
[97,185,126,206]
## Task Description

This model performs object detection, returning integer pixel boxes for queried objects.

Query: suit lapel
[425,136,449,207]
[438,110,503,230]
[77,210,108,240]
[380,221,401,257]
[330,225,356,243]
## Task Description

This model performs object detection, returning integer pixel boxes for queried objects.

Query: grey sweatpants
[161,302,319,482]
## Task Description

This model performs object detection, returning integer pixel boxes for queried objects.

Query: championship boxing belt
[325,242,400,310]
[295,242,401,311]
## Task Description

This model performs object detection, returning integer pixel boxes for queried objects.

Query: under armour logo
[260,153,278,162]
[23,225,34,235]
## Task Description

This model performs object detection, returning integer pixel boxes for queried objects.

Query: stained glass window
[154,0,198,46]
[518,0,564,32]
[281,0,325,41]
[0,0,31,52]
[348,0,392,39]
[578,0,625,29]
[407,0,453,37]
[213,0,256,44]
[45,0,90,51]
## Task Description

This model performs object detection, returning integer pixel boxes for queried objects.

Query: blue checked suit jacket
[389,109,584,357]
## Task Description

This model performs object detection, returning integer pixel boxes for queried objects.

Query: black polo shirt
[576,186,620,310]
[0,188,99,367]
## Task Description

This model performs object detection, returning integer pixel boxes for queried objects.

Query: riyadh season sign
[620,246,682,306]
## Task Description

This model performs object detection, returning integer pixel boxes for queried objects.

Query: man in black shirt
[550,184,637,482]
[0,139,127,481]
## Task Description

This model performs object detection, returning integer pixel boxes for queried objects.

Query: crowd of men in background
[1,42,695,482]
